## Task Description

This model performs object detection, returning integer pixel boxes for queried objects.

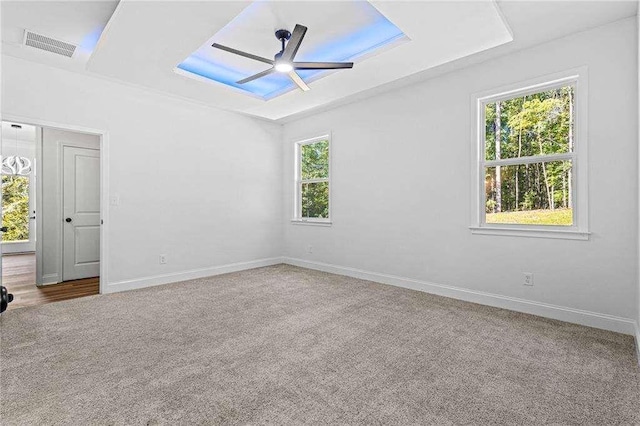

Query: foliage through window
[295,137,329,221]
[2,175,30,241]
[481,83,575,227]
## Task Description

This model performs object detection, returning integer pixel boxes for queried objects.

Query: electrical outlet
[306,244,313,254]
[523,272,533,286]
[159,254,167,265]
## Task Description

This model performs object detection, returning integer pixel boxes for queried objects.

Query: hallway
[2,253,98,310]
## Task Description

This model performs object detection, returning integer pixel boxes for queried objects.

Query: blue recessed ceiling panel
[175,1,408,100]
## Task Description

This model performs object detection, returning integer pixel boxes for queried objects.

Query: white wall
[283,18,639,327]
[40,128,100,284]
[1,55,283,291]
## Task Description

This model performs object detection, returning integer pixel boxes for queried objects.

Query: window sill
[469,226,590,240]
[291,219,332,227]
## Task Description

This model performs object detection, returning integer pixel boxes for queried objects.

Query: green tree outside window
[484,86,574,226]
[2,175,30,241]
[299,140,329,219]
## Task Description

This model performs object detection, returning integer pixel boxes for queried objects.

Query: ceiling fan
[212,24,354,92]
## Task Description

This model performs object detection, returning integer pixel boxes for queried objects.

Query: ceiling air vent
[23,31,76,58]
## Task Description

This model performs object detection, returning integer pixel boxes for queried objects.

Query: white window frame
[470,68,590,240]
[292,134,331,226]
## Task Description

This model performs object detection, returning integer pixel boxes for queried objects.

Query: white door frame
[3,114,109,295]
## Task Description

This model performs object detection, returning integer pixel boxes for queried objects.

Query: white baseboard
[635,323,640,365]
[102,255,637,340]
[106,257,284,294]
[283,257,637,336]
[41,273,60,286]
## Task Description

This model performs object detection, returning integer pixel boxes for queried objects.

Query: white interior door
[62,146,100,281]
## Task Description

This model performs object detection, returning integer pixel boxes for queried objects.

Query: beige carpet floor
[1,264,639,425]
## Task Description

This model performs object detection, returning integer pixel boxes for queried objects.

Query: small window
[294,136,330,223]
[472,72,589,239]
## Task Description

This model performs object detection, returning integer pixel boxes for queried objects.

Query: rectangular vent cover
[24,31,76,58]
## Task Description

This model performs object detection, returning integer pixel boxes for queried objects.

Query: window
[471,71,589,239]
[1,175,30,242]
[293,135,330,224]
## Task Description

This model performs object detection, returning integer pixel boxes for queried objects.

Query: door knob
[0,227,7,232]
[65,218,72,223]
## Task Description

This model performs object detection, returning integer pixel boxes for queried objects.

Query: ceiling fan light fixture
[2,124,32,176]
[274,61,293,73]
[212,24,353,92]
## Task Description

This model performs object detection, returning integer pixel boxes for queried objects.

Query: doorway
[1,123,36,254]
[1,121,103,309]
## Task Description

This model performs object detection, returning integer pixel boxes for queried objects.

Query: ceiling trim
[84,0,124,71]
[490,0,514,41]
[2,54,280,125]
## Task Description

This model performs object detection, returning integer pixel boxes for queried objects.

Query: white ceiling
[174,1,411,100]
[86,0,512,120]
[1,0,119,71]
[1,1,638,122]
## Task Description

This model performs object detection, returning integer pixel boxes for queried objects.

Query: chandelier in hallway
[2,124,32,176]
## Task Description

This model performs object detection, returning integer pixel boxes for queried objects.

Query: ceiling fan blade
[212,43,274,65]
[237,68,275,84]
[288,71,310,92]
[293,62,354,70]
[281,24,307,62]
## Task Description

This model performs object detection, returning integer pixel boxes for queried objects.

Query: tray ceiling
[175,1,408,100]
[2,1,637,122]
[87,0,513,120]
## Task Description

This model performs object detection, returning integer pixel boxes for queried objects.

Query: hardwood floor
[2,253,99,310]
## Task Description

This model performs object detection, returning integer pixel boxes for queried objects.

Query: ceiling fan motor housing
[275,29,292,42]
[275,29,291,53]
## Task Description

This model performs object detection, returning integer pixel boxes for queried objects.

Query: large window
[294,135,330,224]
[472,72,588,239]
